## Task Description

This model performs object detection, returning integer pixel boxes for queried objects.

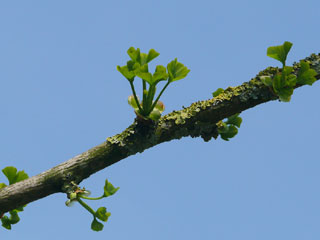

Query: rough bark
[1,53,319,214]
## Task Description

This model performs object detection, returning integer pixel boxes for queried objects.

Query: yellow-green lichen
[257,66,279,78]
[160,78,269,129]
[160,98,216,126]
[305,53,320,74]
[211,79,265,104]
[106,124,136,147]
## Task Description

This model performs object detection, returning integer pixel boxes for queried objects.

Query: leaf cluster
[65,179,119,232]
[117,47,190,120]
[262,41,317,102]
[217,114,242,141]
[0,166,29,230]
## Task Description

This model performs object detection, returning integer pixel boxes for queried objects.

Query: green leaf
[15,171,29,182]
[136,71,153,85]
[167,58,190,82]
[212,88,224,97]
[267,41,293,65]
[2,167,17,185]
[217,121,228,133]
[272,74,286,92]
[103,179,119,197]
[147,49,160,63]
[139,63,149,73]
[117,65,135,82]
[219,125,238,141]
[95,207,111,222]
[127,47,140,63]
[140,53,148,65]
[275,87,294,102]
[226,114,242,128]
[153,65,168,82]
[1,216,11,230]
[137,64,149,79]
[0,167,28,230]
[272,74,294,102]
[127,60,140,72]
[8,210,20,224]
[286,74,297,87]
[127,47,159,65]
[260,76,273,87]
[282,66,293,76]
[91,218,104,231]
[135,64,153,83]
[297,60,317,85]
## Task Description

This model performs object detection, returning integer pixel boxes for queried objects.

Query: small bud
[154,101,165,113]
[69,192,77,200]
[65,200,72,206]
[128,95,140,109]
[149,108,161,121]
[79,190,91,197]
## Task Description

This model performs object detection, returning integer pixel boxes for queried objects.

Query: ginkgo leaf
[153,65,168,82]
[127,60,140,71]
[95,207,111,222]
[167,58,190,82]
[297,60,317,85]
[219,125,238,141]
[136,72,153,84]
[103,179,119,197]
[117,65,135,81]
[91,218,104,231]
[267,41,293,66]
[15,171,29,183]
[226,114,242,128]
[127,47,140,63]
[2,167,17,185]
[147,49,160,63]
[272,74,294,102]
[139,53,149,65]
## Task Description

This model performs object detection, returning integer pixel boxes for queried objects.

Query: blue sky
[1,1,319,239]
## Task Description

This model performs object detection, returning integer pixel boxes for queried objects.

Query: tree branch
[1,53,319,214]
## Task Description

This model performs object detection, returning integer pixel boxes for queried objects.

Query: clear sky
[1,1,319,239]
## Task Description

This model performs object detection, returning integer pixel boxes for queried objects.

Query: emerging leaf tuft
[118,48,189,120]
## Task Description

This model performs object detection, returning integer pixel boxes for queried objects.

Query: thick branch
[1,53,319,214]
